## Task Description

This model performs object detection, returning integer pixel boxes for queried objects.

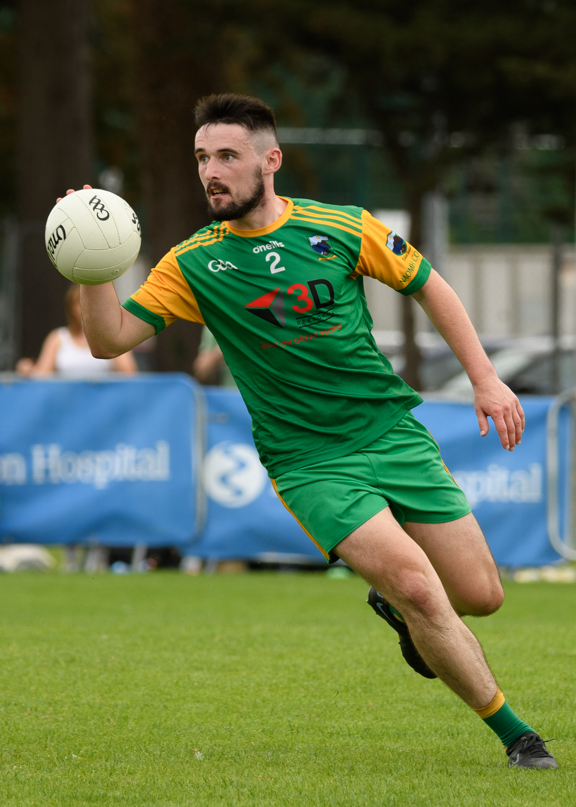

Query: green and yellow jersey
[123,197,431,477]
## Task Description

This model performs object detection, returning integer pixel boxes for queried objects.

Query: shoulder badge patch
[386,231,408,256]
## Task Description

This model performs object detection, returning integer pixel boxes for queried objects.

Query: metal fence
[547,389,576,560]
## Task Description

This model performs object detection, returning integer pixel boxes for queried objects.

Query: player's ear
[264,146,282,175]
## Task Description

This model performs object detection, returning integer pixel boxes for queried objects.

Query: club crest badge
[386,231,408,256]
[309,235,332,257]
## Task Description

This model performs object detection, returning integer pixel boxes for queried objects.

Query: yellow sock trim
[472,688,505,719]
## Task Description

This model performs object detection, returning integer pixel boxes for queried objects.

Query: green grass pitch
[0,572,575,806]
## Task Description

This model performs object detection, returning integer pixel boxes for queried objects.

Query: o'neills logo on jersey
[245,279,336,329]
[252,240,285,254]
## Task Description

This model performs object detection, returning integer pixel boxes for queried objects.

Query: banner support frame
[546,388,575,560]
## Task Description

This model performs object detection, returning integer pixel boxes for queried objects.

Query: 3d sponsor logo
[386,231,407,256]
[245,279,336,329]
[203,441,267,508]
[245,287,286,328]
[309,235,332,257]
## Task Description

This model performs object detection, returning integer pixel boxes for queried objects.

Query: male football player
[65,94,557,769]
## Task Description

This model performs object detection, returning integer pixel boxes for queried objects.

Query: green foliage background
[2,0,576,241]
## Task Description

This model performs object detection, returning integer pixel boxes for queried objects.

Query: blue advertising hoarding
[0,375,201,546]
[189,392,568,566]
[189,388,325,562]
[416,398,568,566]
[0,378,570,566]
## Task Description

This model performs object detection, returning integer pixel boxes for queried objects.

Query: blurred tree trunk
[16,0,92,360]
[132,0,217,373]
[401,295,421,391]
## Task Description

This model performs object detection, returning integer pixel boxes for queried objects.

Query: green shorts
[272,411,471,562]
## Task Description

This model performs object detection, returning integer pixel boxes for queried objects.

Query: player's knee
[482,581,504,615]
[464,580,504,617]
[396,571,443,621]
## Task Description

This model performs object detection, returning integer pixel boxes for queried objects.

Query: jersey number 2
[266,252,285,274]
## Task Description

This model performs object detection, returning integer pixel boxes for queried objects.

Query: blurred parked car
[374,331,576,397]
[437,336,576,397]
[374,330,497,393]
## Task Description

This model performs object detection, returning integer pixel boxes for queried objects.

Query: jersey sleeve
[355,210,431,295]
[122,248,205,333]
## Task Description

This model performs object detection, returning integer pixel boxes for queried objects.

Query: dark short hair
[194,93,277,138]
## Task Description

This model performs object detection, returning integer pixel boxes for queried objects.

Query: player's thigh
[273,452,388,561]
[334,507,451,619]
[403,513,503,616]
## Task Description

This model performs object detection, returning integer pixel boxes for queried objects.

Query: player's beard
[206,168,266,222]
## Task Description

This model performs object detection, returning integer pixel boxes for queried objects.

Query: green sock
[473,689,534,747]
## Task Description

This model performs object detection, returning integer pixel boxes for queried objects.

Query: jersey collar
[225,197,293,238]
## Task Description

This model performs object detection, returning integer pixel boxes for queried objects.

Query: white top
[54,327,114,377]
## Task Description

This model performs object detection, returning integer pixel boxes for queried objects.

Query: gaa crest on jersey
[309,235,332,257]
[386,231,408,256]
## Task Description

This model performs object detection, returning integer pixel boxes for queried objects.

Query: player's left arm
[412,269,524,451]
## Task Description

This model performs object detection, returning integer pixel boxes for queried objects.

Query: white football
[45,188,141,285]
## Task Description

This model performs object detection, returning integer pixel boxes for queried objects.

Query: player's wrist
[468,363,499,389]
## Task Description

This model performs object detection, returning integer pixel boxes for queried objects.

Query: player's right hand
[474,375,525,451]
[56,184,92,203]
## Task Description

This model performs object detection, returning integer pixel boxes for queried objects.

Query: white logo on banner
[203,441,267,508]
[453,463,542,508]
[0,443,171,490]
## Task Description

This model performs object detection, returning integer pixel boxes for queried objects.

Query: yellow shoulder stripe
[175,224,229,255]
[293,208,363,231]
[294,204,362,226]
[176,223,228,250]
[176,232,211,250]
[291,215,362,238]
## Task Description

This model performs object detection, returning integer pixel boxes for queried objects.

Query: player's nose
[204,157,220,179]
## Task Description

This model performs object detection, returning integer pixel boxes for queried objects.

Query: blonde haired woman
[17,284,137,376]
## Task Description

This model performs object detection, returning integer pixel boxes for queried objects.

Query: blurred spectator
[193,327,236,387]
[16,284,137,377]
